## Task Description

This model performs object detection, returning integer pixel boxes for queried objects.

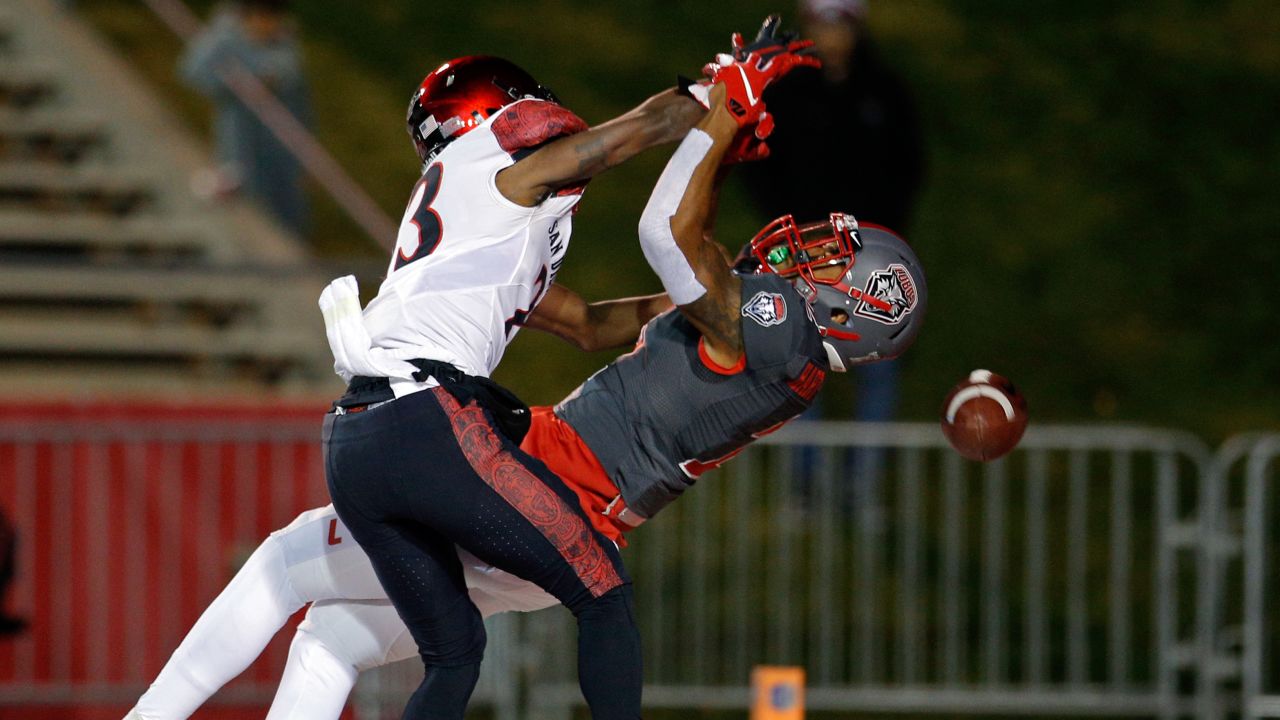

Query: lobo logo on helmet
[741,291,788,327]
[854,264,918,325]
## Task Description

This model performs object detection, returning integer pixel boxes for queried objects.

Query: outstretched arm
[637,84,746,366]
[635,19,819,366]
[495,89,705,206]
[520,284,672,352]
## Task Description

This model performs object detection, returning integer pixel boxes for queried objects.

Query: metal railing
[0,410,516,718]
[518,422,1218,719]
[1208,430,1280,717]
[2,413,1279,719]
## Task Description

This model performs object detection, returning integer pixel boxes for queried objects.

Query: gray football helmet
[741,213,927,371]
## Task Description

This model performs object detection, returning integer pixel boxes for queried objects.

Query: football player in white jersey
[331,53,705,385]
[314,36,817,719]
[124,284,672,720]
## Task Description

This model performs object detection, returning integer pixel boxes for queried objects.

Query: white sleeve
[636,129,714,305]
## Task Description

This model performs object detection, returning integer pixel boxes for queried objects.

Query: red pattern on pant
[435,388,623,598]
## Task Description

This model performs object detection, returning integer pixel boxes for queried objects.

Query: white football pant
[127,505,558,720]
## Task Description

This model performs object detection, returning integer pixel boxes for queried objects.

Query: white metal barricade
[1184,432,1280,720]
[6,417,1280,720]
[518,422,1215,719]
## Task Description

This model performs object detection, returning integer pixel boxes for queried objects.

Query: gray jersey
[556,273,829,519]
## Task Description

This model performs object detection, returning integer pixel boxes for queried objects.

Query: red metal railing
[0,402,333,719]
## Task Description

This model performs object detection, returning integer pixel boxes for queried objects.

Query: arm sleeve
[636,129,714,305]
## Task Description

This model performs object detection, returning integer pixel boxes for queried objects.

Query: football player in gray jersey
[564,76,929,530]
[123,40,928,720]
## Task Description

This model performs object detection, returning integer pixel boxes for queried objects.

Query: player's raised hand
[688,83,773,165]
[674,15,819,163]
[696,15,820,129]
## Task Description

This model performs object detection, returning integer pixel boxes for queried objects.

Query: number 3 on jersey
[394,163,444,270]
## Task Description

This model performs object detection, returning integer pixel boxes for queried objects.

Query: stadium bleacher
[0,0,338,397]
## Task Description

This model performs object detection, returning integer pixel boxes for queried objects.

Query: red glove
[674,75,774,162]
[722,114,775,164]
[701,15,821,128]
[729,14,807,64]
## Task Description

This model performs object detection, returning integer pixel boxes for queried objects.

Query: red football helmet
[406,55,560,166]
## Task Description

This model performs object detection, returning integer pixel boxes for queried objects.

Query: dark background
[80,0,1280,438]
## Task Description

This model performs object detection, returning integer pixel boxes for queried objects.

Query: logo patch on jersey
[854,264,918,325]
[742,291,788,327]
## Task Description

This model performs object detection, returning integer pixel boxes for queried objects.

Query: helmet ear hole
[785,222,927,372]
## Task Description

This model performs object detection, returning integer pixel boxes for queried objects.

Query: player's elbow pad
[637,129,713,306]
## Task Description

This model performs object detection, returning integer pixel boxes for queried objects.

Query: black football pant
[323,386,641,720]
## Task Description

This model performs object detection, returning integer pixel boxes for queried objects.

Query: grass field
[77,0,1280,438]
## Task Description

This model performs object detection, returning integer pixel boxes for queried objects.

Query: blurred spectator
[742,0,924,437]
[0,508,25,637]
[745,0,923,232]
[181,0,311,236]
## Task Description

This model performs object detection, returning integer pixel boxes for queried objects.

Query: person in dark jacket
[745,0,924,234]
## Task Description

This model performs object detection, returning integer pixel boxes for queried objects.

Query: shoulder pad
[490,100,588,156]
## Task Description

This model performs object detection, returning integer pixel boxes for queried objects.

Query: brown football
[941,370,1028,461]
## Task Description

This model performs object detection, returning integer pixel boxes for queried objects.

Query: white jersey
[360,99,585,396]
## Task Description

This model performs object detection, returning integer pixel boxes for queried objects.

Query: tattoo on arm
[683,245,743,354]
[686,287,742,353]
[573,136,608,173]
[661,93,707,141]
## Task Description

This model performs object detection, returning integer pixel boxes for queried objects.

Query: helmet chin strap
[823,341,847,372]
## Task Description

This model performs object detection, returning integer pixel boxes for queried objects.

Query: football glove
[700,15,820,128]
[731,14,802,64]
[676,76,774,163]
[722,114,775,164]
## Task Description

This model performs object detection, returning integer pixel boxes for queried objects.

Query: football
[941,369,1028,461]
